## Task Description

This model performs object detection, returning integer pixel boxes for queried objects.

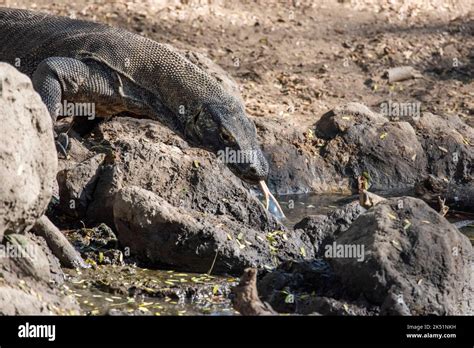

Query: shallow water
[275,193,354,226]
[65,192,473,315]
[64,265,239,316]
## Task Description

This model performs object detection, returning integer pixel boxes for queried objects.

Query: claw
[259,180,285,219]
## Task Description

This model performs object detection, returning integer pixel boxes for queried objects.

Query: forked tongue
[259,180,285,219]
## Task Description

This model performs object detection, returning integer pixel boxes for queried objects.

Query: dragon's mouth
[224,162,284,219]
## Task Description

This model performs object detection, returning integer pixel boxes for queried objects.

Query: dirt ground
[4,0,473,134]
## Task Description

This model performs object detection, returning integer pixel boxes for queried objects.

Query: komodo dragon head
[183,94,269,184]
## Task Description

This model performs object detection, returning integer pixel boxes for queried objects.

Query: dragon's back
[0,8,229,110]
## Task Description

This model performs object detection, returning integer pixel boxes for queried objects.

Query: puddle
[64,265,238,316]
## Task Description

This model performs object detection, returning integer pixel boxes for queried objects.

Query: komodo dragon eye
[219,129,236,143]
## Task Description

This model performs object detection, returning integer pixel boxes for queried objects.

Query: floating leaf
[380,132,387,140]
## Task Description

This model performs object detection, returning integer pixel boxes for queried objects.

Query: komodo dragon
[0,8,270,182]
[0,8,285,266]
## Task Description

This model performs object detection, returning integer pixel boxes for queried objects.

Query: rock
[63,223,125,266]
[330,197,473,315]
[0,63,57,239]
[113,186,313,274]
[257,259,374,315]
[32,215,87,269]
[83,117,280,232]
[315,102,428,191]
[258,198,472,316]
[415,175,474,211]
[294,201,366,255]
[3,233,52,282]
[315,103,387,140]
[52,116,316,273]
[0,63,79,315]
[0,233,80,315]
[412,112,474,210]
[296,296,370,316]
[57,153,106,217]
[386,66,421,83]
[258,117,349,195]
[264,103,473,198]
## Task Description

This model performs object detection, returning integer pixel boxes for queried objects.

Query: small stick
[207,248,219,275]
[33,215,88,269]
[387,66,422,83]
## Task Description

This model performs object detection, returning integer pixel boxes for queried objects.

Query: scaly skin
[0,7,269,183]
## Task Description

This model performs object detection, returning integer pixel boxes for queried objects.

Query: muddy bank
[258,197,473,315]
[265,102,474,206]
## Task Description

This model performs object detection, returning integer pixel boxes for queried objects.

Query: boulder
[413,112,473,184]
[0,232,80,315]
[294,201,366,255]
[57,153,106,217]
[314,102,428,191]
[0,62,57,239]
[83,117,280,233]
[0,63,79,314]
[264,103,473,198]
[330,197,473,315]
[113,186,314,275]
